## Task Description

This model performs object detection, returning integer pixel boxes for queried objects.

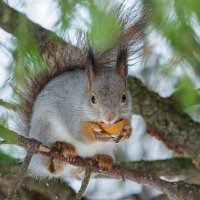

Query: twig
[7,150,34,200]
[75,167,92,200]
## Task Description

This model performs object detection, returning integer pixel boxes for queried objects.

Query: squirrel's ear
[86,48,98,88]
[116,47,128,85]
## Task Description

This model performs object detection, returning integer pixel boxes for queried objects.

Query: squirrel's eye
[121,94,126,103]
[91,95,96,104]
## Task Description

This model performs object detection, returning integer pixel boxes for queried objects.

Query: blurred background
[0,0,200,199]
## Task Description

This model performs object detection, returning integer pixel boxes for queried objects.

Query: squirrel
[16,3,144,179]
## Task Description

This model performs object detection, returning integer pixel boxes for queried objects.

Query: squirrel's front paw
[92,154,113,170]
[53,141,77,157]
[113,123,132,143]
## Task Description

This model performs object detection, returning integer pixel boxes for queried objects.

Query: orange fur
[92,154,114,170]
[81,121,99,142]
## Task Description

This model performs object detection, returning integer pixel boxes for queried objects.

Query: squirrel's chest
[50,114,116,157]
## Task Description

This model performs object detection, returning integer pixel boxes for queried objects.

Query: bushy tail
[16,42,87,136]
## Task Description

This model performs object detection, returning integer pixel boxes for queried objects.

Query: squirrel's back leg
[29,114,77,176]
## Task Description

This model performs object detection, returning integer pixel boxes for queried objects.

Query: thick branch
[120,158,200,184]
[0,1,60,47]
[128,78,200,156]
[0,1,83,70]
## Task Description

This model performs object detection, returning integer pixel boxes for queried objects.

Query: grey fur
[29,67,132,144]
[27,64,132,178]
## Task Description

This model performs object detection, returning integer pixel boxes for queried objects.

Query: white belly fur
[28,113,116,179]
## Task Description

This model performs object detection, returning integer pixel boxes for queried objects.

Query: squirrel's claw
[124,125,131,131]
[121,128,132,140]
[92,154,113,170]
[119,126,132,141]
[53,141,77,157]
[111,124,132,143]
[46,141,77,175]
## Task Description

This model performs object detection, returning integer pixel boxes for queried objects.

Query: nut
[97,119,126,135]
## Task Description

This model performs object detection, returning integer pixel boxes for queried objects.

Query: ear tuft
[86,48,98,89]
[87,48,96,71]
[116,47,128,81]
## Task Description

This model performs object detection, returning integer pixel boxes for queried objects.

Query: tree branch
[0,1,60,47]
[0,1,82,70]
[120,158,200,184]
[1,151,199,184]
[1,125,200,199]
[128,78,200,157]
[10,135,200,200]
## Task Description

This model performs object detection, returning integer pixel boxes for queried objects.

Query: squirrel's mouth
[99,118,122,125]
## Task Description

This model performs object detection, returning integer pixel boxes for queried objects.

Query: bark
[120,158,200,184]
[128,78,200,157]
[150,194,169,200]
[0,1,61,48]
[7,150,34,200]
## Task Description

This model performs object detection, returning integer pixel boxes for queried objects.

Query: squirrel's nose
[103,112,117,123]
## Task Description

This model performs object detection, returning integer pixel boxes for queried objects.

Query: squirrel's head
[84,47,132,125]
